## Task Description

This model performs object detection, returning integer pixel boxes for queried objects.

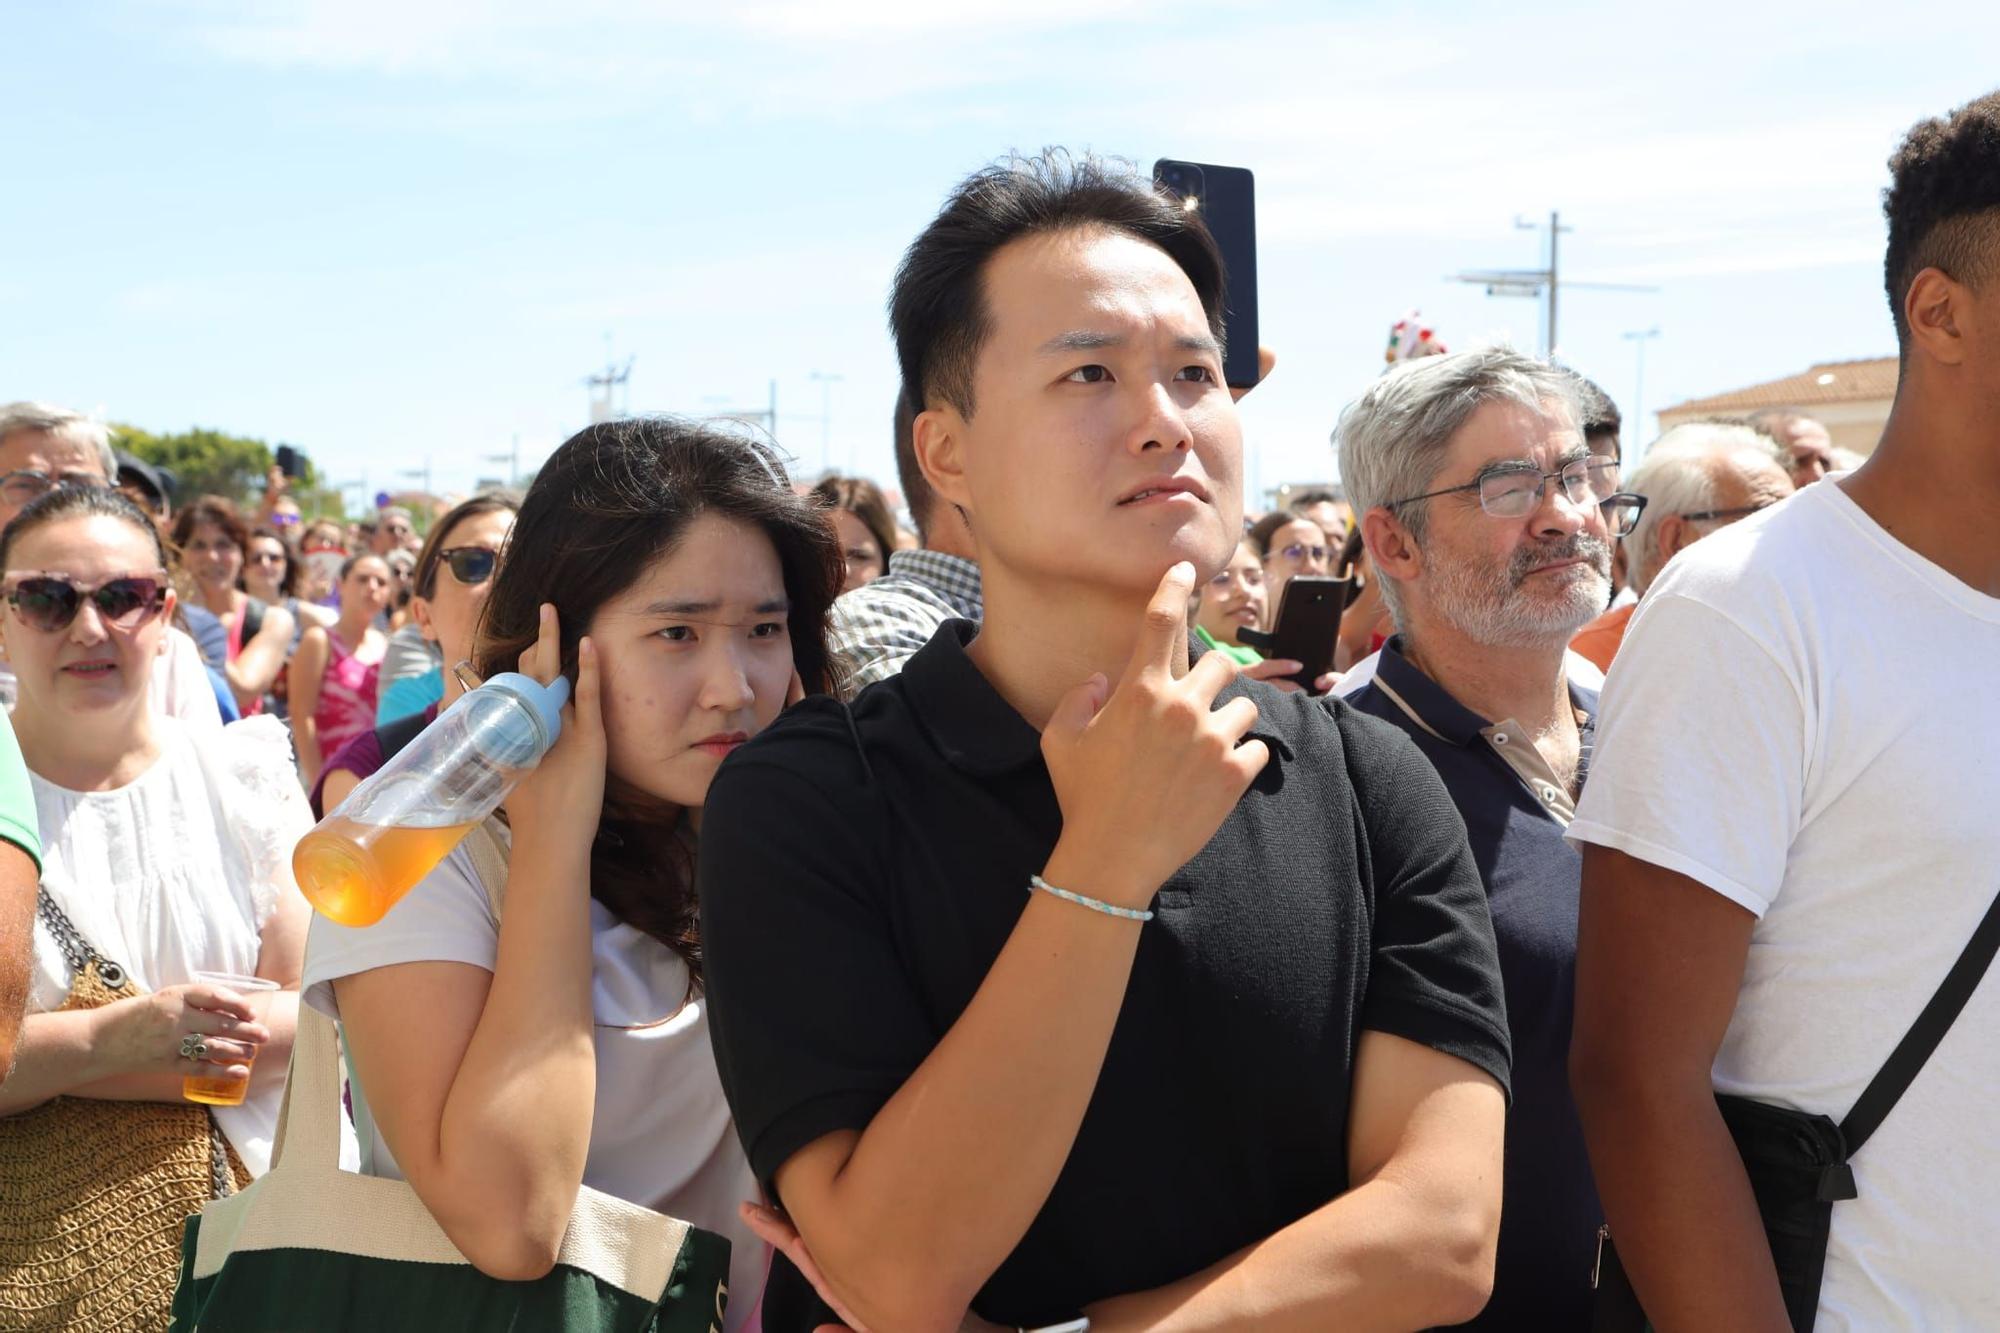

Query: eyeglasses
[247,549,287,566]
[439,546,499,585]
[2,469,104,507]
[1680,502,1774,524]
[1599,492,1648,538]
[4,573,169,633]
[270,511,301,527]
[1209,565,1265,588]
[1274,543,1330,564]
[1389,456,1619,520]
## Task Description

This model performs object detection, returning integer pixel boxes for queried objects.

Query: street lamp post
[809,371,843,475]
[1622,328,1662,458]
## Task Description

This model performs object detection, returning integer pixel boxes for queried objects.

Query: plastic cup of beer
[182,971,280,1107]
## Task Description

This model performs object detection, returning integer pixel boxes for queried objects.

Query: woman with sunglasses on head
[312,492,519,816]
[809,474,897,593]
[170,497,298,717]
[287,553,390,787]
[0,487,311,1323]
[299,418,841,1326]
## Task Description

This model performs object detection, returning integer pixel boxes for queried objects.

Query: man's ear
[1360,505,1421,593]
[914,404,973,516]
[1905,267,1969,367]
[1655,512,1700,567]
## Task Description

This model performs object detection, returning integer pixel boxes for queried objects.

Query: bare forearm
[1086,1174,1496,1333]
[293,717,322,784]
[432,826,597,1239]
[804,852,1146,1328]
[1574,1075,1790,1332]
[0,1009,110,1112]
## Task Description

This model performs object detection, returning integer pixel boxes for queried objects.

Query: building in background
[1656,356,1896,455]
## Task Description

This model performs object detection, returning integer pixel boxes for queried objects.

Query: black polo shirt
[699,621,1512,1331]
[1346,639,1601,1332]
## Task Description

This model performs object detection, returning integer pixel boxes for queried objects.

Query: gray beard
[1426,533,1613,649]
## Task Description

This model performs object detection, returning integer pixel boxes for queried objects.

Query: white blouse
[27,715,312,1174]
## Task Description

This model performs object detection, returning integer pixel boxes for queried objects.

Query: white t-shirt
[26,715,310,1175]
[302,830,765,1329]
[1568,478,2000,1329]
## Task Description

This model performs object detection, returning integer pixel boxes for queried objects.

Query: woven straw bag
[0,890,250,1332]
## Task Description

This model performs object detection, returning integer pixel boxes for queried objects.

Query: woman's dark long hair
[473,417,843,985]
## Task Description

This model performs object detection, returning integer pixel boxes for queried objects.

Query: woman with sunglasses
[313,492,519,816]
[170,498,298,717]
[242,526,338,634]
[299,418,842,1326]
[0,486,311,1322]
[287,553,390,787]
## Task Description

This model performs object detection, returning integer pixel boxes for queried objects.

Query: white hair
[1624,422,1776,594]
[1333,344,1582,626]
[0,401,116,480]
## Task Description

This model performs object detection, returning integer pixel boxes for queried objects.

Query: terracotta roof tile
[1661,356,1899,414]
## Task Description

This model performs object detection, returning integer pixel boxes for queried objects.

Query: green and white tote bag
[170,1005,732,1332]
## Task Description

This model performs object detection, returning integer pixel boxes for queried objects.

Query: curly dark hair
[1883,89,2000,349]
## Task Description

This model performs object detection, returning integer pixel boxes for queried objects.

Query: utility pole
[809,370,843,474]
[482,433,521,487]
[1452,213,1653,358]
[1516,212,1572,354]
[584,336,634,424]
[1622,328,1662,457]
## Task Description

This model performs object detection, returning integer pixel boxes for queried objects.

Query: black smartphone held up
[1152,158,1259,390]
[275,444,307,480]
[1240,576,1349,690]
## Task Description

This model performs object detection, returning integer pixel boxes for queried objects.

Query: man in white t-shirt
[1567,89,2000,1330]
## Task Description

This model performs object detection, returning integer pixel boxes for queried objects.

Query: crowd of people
[0,86,1995,1333]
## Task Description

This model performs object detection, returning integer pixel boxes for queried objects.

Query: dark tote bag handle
[1594,881,2000,1333]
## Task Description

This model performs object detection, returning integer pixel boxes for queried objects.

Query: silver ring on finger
[179,1033,210,1063]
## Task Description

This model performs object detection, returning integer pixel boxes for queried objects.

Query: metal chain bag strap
[0,887,251,1332]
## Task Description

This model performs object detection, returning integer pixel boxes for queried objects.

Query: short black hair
[1559,369,1621,448]
[1883,89,2000,350]
[889,150,1227,419]
[891,388,935,540]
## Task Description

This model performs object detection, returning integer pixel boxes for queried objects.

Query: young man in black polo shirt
[699,154,1511,1333]
[1335,346,1632,1329]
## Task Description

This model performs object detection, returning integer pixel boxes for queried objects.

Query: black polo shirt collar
[902,620,1294,778]
[1370,636,1598,823]
[1373,637,1597,741]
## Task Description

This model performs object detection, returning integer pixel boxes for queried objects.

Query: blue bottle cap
[478,672,570,759]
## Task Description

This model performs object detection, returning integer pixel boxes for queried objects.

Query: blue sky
[8,1,1997,509]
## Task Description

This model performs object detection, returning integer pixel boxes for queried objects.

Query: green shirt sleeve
[0,711,42,872]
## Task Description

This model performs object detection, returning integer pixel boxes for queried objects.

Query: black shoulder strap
[1841,883,2000,1154]
[241,596,266,643]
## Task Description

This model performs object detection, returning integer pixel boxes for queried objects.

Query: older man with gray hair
[1572,422,1794,671]
[1334,344,1643,1332]
[0,402,118,528]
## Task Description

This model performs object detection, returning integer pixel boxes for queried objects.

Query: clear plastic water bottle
[293,672,569,927]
